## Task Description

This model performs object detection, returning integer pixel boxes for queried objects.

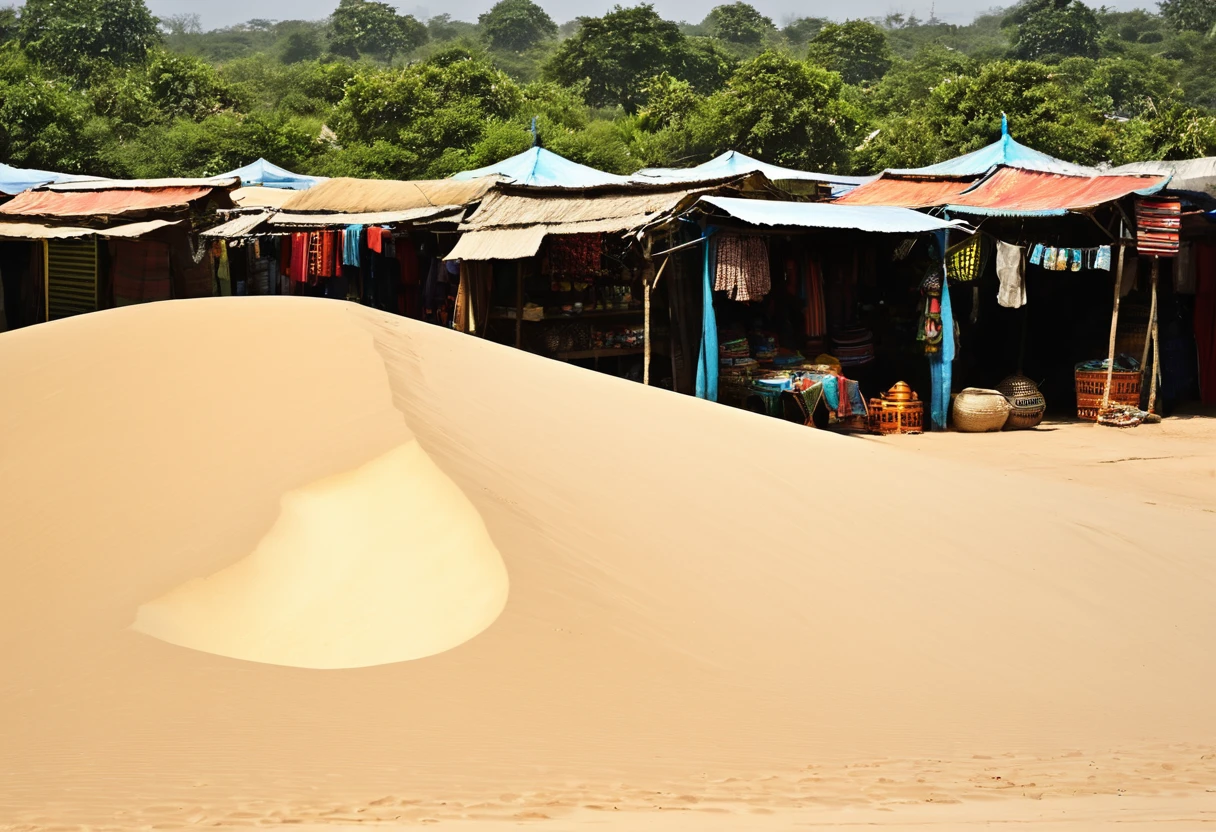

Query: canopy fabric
[945,169,1169,217]
[695,196,966,233]
[0,163,101,196]
[452,147,631,188]
[1109,158,1216,197]
[888,132,1095,178]
[46,177,240,191]
[834,174,976,208]
[280,177,495,213]
[216,159,325,190]
[0,187,221,219]
[268,206,463,227]
[0,219,181,240]
[634,151,870,190]
[444,227,547,261]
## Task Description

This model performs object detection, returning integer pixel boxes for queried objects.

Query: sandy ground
[1,297,1214,832]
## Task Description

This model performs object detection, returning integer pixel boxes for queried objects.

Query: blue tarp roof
[635,151,870,196]
[0,163,101,196]
[452,147,630,188]
[887,118,1095,178]
[695,196,967,234]
[215,158,325,190]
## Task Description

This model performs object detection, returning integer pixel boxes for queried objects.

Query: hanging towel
[696,231,720,401]
[1030,244,1044,266]
[1069,248,1082,272]
[713,234,770,302]
[996,242,1026,309]
[367,226,385,254]
[343,225,363,267]
[1095,245,1111,271]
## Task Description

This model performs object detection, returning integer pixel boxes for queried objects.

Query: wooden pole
[514,260,524,350]
[643,264,652,386]
[1101,243,1126,409]
[1147,257,1161,413]
[1139,257,1157,378]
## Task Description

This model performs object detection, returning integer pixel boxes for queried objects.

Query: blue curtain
[929,230,954,430]
[695,229,719,401]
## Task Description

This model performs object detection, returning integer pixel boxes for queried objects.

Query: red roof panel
[948,169,1167,214]
[833,174,977,208]
[0,187,219,219]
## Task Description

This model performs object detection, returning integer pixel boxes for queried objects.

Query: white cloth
[996,242,1026,308]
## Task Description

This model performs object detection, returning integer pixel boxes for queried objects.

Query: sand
[1,296,1214,831]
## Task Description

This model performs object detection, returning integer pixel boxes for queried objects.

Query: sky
[146,0,1155,30]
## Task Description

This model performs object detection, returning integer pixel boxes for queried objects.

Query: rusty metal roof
[832,174,977,208]
[946,169,1170,217]
[0,187,229,219]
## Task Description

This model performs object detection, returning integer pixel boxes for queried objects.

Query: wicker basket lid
[885,381,916,402]
[996,374,1042,399]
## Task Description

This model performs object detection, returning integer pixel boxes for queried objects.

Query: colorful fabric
[696,229,719,402]
[343,225,363,267]
[288,232,309,283]
[806,256,827,338]
[111,240,171,306]
[713,234,770,302]
[547,234,602,275]
[368,226,386,254]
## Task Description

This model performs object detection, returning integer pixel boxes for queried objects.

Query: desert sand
[1,296,1214,831]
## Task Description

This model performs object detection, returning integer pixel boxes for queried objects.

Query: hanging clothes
[805,256,827,338]
[713,234,770,302]
[214,240,231,296]
[112,240,172,306]
[343,225,363,267]
[696,230,720,402]
[367,226,386,254]
[996,242,1026,309]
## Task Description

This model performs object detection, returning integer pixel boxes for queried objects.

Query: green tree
[545,4,691,112]
[281,30,323,63]
[868,45,977,116]
[1005,0,1100,60]
[19,0,159,79]
[1,6,21,44]
[145,50,233,119]
[479,0,558,52]
[0,73,98,170]
[783,17,827,47]
[703,2,775,46]
[807,20,893,85]
[1159,0,1216,33]
[330,0,428,60]
[1116,96,1216,161]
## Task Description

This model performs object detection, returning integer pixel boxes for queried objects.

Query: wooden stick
[514,260,524,350]
[1147,258,1161,414]
[1101,244,1125,409]
[1139,256,1157,380]
[643,264,653,386]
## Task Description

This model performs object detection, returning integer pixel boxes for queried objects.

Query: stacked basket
[996,374,1046,430]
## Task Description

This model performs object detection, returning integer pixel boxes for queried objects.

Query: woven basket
[946,235,990,283]
[952,388,1011,433]
[1075,369,1141,421]
[996,374,1046,430]
[868,382,923,435]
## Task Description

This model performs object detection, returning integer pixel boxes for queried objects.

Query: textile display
[713,234,770,302]
[696,229,719,402]
[547,234,602,275]
[167,231,212,299]
[996,241,1026,308]
[805,257,827,338]
[1195,242,1216,405]
[112,240,171,306]
[214,240,231,296]
[928,231,954,431]
[343,225,363,267]
[287,232,309,283]
[368,226,387,254]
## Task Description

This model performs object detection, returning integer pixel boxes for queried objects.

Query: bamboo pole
[1101,243,1126,409]
[1139,257,1157,377]
[514,261,524,350]
[1146,258,1161,413]
[643,264,652,386]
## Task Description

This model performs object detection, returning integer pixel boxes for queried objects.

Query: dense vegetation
[2,0,1216,180]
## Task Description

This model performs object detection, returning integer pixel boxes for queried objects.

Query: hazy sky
[148,0,1154,30]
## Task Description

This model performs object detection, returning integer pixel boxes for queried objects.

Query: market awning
[833,174,977,208]
[694,197,967,233]
[0,219,182,240]
[201,211,273,238]
[267,206,464,227]
[945,169,1170,217]
[444,227,547,261]
[0,187,221,218]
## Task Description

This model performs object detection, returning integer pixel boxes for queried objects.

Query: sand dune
[1,297,1214,830]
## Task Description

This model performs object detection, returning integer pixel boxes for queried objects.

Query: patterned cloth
[714,235,770,302]
[112,240,171,306]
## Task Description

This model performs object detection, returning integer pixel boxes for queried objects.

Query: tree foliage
[703,3,774,46]
[19,0,159,78]
[1005,0,1101,60]
[480,0,558,52]
[330,0,427,60]
[1159,0,1216,33]
[806,20,893,85]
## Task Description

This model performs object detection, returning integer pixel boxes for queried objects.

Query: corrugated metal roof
[201,211,273,238]
[695,196,966,233]
[46,177,240,191]
[444,227,547,261]
[453,147,630,188]
[634,151,870,188]
[946,169,1169,217]
[888,132,1096,178]
[833,174,976,208]
[0,187,225,219]
[1109,158,1216,197]
[279,177,497,214]
[268,206,463,227]
[0,219,182,240]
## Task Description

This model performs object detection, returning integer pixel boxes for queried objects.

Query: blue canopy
[452,147,630,188]
[695,196,967,234]
[215,158,325,190]
[634,150,871,197]
[888,117,1094,178]
[0,163,101,196]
